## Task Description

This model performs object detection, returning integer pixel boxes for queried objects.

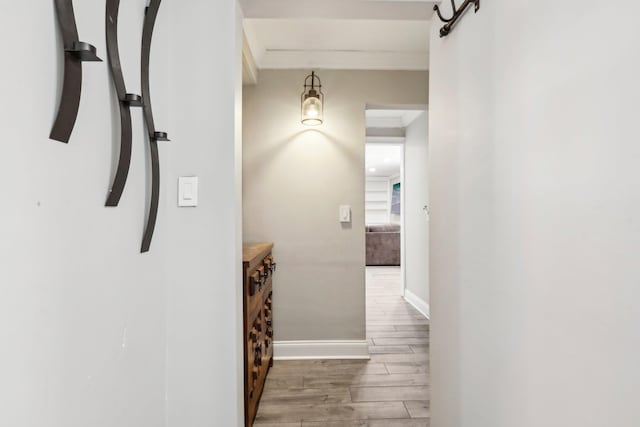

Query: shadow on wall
[244,128,360,181]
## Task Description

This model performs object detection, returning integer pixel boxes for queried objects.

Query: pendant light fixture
[301,71,324,126]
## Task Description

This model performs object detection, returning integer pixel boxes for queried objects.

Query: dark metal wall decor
[50,0,169,253]
[140,0,170,253]
[104,0,168,252]
[51,0,102,143]
[434,0,480,38]
[105,0,142,207]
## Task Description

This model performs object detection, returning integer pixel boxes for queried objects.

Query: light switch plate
[178,176,198,207]
[339,205,352,223]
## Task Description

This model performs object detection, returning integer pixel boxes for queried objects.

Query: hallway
[254,267,430,426]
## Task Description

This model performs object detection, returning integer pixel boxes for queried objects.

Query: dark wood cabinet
[243,243,275,427]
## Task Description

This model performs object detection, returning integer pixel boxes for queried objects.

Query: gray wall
[0,1,243,426]
[404,112,429,307]
[429,1,640,426]
[165,1,244,426]
[243,70,428,342]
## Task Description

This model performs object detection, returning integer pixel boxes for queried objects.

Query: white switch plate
[178,176,198,207]
[339,205,352,223]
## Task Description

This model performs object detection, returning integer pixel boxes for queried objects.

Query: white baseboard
[273,340,370,360]
[404,289,430,319]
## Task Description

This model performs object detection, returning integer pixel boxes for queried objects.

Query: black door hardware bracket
[434,0,480,38]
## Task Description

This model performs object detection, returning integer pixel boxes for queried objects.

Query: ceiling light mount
[301,71,324,126]
[434,0,480,38]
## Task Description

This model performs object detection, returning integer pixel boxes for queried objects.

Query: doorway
[365,142,404,294]
[365,106,430,318]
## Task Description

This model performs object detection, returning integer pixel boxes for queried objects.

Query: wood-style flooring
[254,267,430,426]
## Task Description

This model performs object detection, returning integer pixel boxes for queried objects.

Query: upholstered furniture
[366,224,401,266]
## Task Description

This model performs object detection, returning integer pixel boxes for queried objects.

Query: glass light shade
[302,95,323,126]
[301,71,324,126]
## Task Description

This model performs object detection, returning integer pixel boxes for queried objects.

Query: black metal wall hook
[140,0,169,254]
[50,0,102,143]
[434,0,480,38]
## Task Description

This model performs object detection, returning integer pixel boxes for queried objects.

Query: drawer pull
[251,271,261,283]
[256,265,267,281]
[249,271,262,295]
[264,258,276,274]
[254,349,261,364]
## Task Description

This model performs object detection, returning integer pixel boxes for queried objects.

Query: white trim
[399,145,406,297]
[241,0,437,21]
[258,50,429,71]
[366,136,406,144]
[366,127,406,138]
[273,340,370,360]
[404,289,430,319]
[242,31,259,85]
[366,116,406,129]
[366,103,429,111]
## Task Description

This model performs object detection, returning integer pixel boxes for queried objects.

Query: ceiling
[366,144,403,177]
[241,0,435,72]
[240,0,437,20]
[366,109,424,129]
[365,108,425,177]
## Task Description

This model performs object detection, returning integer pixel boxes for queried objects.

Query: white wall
[403,112,429,309]
[366,177,391,224]
[0,1,243,426]
[165,1,244,426]
[429,2,640,427]
[243,70,428,345]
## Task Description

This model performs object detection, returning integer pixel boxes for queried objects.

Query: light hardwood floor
[254,267,430,426]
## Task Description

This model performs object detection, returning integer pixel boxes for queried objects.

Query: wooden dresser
[242,243,276,427]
